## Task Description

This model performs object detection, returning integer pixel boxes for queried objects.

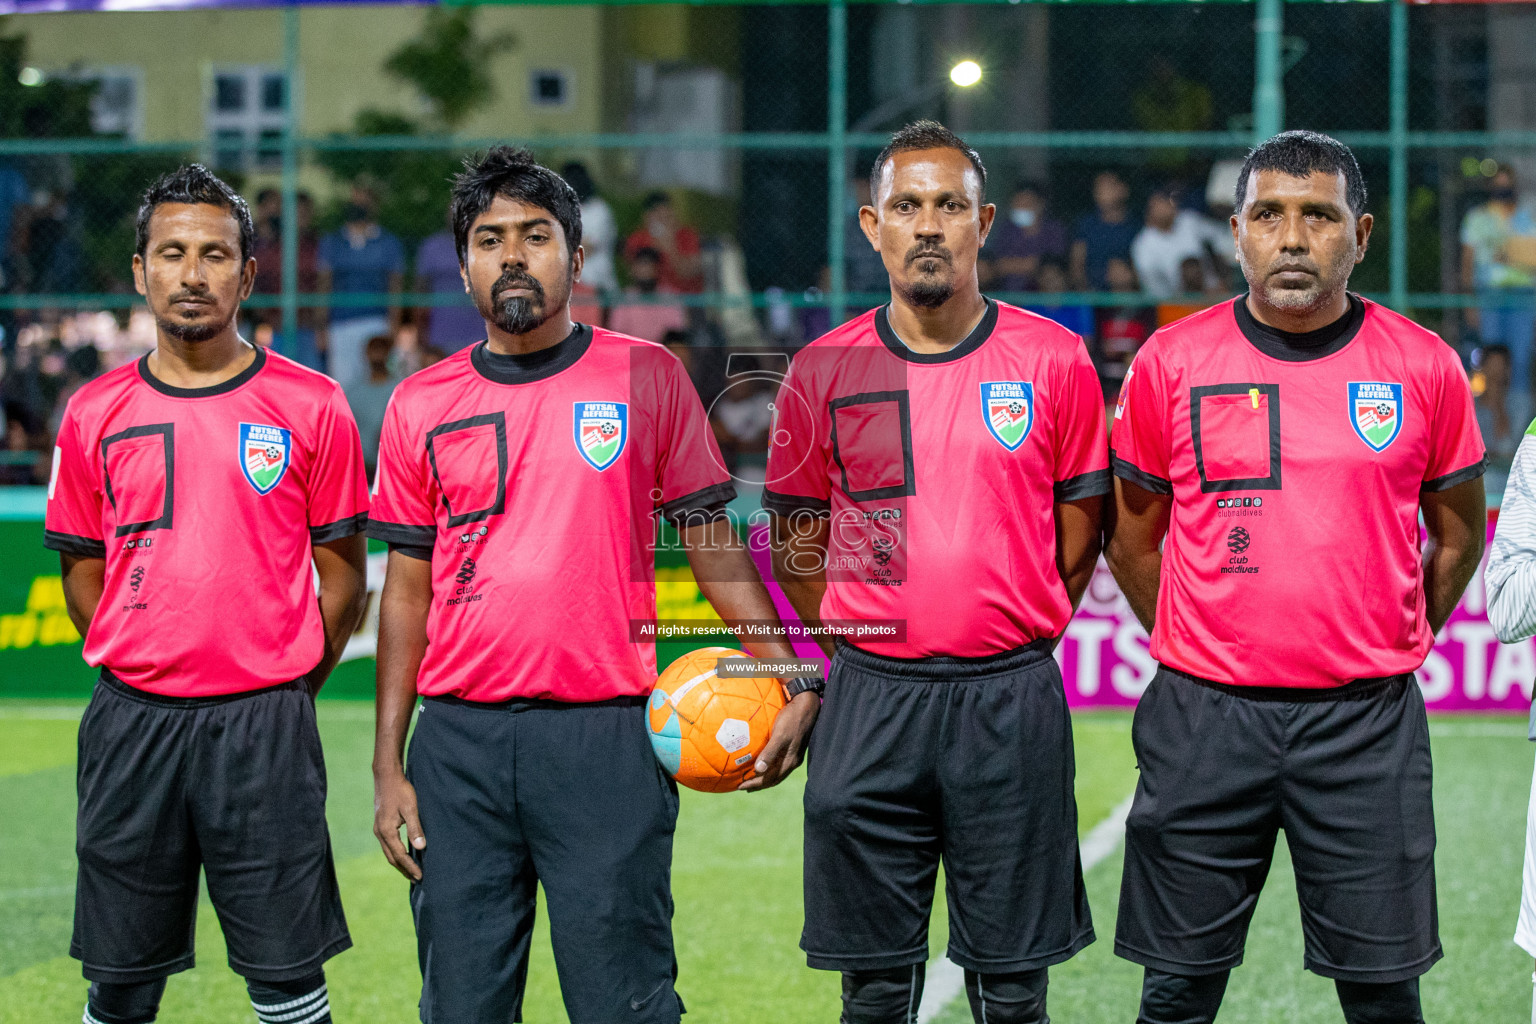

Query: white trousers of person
[1514,747,1536,1024]
[327,314,388,388]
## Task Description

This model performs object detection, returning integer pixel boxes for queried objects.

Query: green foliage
[382,8,516,132]
[315,9,518,250]
[313,112,461,250]
[0,24,95,139]
[76,152,199,291]
[0,23,194,291]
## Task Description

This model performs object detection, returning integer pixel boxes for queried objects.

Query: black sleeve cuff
[310,511,369,544]
[761,488,831,517]
[368,518,436,547]
[1054,468,1113,502]
[43,530,106,558]
[388,542,433,561]
[1423,453,1488,493]
[1110,451,1173,495]
[659,481,738,528]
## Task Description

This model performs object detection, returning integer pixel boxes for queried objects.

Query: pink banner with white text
[754,517,1533,713]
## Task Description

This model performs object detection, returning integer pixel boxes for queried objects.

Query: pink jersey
[1110,296,1486,688]
[763,300,1110,658]
[368,326,734,702]
[45,347,370,697]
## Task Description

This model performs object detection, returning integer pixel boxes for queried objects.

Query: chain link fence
[0,0,1532,489]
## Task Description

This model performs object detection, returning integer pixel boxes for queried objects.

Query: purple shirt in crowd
[985,216,1068,292]
[415,231,485,353]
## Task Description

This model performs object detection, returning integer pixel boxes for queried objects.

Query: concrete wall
[9,4,606,141]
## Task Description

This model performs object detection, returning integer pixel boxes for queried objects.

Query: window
[207,66,289,171]
[53,67,143,138]
[530,69,572,109]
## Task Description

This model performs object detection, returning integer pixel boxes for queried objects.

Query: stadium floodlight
[18,67,43,86]
[950,60,982,88]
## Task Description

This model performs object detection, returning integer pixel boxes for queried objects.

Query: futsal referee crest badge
[1348,382,1403,453]
[574,401,628,471]
[239,423,291,495]
[981,381,1034,451]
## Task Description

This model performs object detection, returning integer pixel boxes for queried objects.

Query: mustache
[167,288,213,305]
[1268,260,1319,276]
[493,269,545,303]
[905,244,952,267]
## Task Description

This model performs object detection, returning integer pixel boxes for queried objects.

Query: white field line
[1428,721,1528,738]
[915,793,1136,1024]
[0,701,382,722]
[0,705,84,720]
[0,884,72,901]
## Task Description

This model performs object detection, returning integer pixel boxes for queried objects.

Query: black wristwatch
[783,676,825,699]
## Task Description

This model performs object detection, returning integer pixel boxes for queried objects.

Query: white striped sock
[251,984,328,1024]
[283,1000,330,1024]
[251,984,327,1015]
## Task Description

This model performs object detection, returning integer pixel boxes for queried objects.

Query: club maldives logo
[981,381,1035,452]
[574,401,628,471]
[1348,382,1403,453]
[239,423,291,495]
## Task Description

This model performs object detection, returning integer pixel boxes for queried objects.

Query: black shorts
[72,671,350,984]
[801,640,1094,974]
[406,695,683,1024]
[1115,667,1441,983]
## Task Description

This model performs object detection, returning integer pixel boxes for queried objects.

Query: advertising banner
[1054,550,1531,712]
[0,508,1529,712]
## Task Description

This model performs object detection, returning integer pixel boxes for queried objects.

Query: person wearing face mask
[980,182,1067,294]
[1461,165,1536,396]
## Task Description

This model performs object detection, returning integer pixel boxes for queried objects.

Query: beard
[476,268,565,336]
[899,276,955,309]
[155,292,228,342]
[1244,244,1357,314]
[898,244,956,309]
[158,318,224,342]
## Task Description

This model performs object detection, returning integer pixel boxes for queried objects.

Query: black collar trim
[1234,294,1365,363]
[470,323,592,385]
[874,299,998,364]
[138,345,266,398]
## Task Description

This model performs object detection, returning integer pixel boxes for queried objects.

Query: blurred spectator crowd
[2,155,1536,504]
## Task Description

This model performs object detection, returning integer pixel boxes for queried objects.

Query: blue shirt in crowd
[1073,213,1140,291]
[319,224,405,322]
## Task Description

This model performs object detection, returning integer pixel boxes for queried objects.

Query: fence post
[828,0,848,327]
[279,2,300,358]
[1390,0,1409,311]
[1253,0,1284,143]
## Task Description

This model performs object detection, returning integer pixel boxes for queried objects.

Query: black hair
[642,191,671,212]
[134,164,255,263]
[870,120,987,205]
[1235,130,1367,218]
[256,187,278,204]
[1481,343,1513,364]
[450,145,582,266]
[630,247,662,264]
[1013,180,1047,198]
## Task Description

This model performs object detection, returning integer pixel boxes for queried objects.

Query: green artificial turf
[0,705,1526,1023]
